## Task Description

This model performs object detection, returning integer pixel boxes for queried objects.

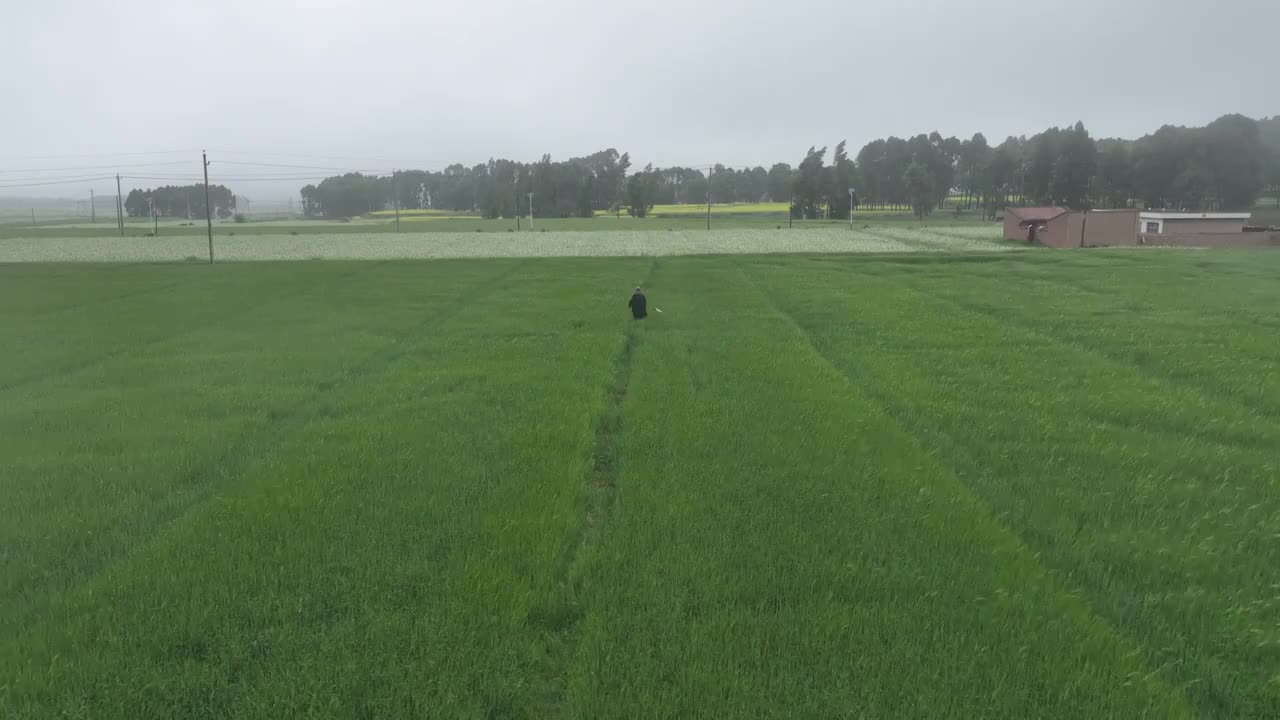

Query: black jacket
[628,292,647,319]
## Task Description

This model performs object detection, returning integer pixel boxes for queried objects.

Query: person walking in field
[629,287,647,319]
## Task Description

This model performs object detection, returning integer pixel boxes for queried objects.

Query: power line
[0,171,140,183]
[209,148,404,164]
[122,172,393,182]
[0,160,194,175]
[127,174,306,180]
[209,149,477,174]
[0,149,197,161]
[214,160,390,172]
[212,150,770,173]
[214,175,333,183]
[0,175,115,189]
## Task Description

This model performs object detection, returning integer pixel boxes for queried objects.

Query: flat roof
[1139,212,1251,220]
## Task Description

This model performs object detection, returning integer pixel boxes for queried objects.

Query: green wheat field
[3,249,1280,718]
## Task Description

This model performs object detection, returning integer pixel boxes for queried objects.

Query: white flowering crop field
[0,227,1014,262]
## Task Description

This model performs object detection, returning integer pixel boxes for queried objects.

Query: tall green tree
[958,133,990,209]
[1051,121,1097,210]
[903,161,933,218]
[1094,140,1133,209]
[1024,128,1061,205]
[1131,126,1184,208]
[1201,114,1265,210]
[710,164,733,204]
[792,146,827,219]
[393,169,430,211]
[741,166,769,202]
[1264,116,1280,206]
[852,137,911,210]
[1128,116,1265,210]
[576,175,596,218]
[627,164,659,218]
[766,163,793,203]
[654,167,705,205]
[581,149,629,211]
[298,173,391,217]
[927,132,960,208]
[981,138,1021,218]
[827,141,853,219]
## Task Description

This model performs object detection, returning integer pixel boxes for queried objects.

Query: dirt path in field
[579,316,637,538]
[533,257,656,715]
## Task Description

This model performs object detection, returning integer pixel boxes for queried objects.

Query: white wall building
[1137,212,1251,235]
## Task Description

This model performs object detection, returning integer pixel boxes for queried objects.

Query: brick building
[1002,207,1070,246]
[1003,207,1273,248]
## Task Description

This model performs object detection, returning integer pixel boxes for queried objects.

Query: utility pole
[203,150,214,264]
[528,192,534,230]
[706,165,712,231]
[186,191,192,220]
[849,188,855,229]
[393,170,400,233]
[116,174,124,237]
[90,189,95,223]
[515,182,521,231]
[789,190,793,229]
[31,208,36,227]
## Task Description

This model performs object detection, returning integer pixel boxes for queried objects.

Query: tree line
[124,184,235,219]
[139,114,1277,221]
[829,113,1279,219]
[300,150,632,220]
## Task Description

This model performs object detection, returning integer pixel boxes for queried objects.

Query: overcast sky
[3,0,1276,201]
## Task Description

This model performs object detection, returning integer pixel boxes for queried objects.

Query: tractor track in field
[2,260,529,639]
[531,257,656,717]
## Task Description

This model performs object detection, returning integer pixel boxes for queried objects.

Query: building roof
[1139,211,1251,220]
[1007,206,1068,222]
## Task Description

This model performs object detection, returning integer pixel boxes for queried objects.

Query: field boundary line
[4,260,530,639]
[0,262,387,394]
[732,258,1194,710]
[531,257,656,717]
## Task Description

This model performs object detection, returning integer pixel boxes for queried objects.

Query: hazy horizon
[4,0,1277,202]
